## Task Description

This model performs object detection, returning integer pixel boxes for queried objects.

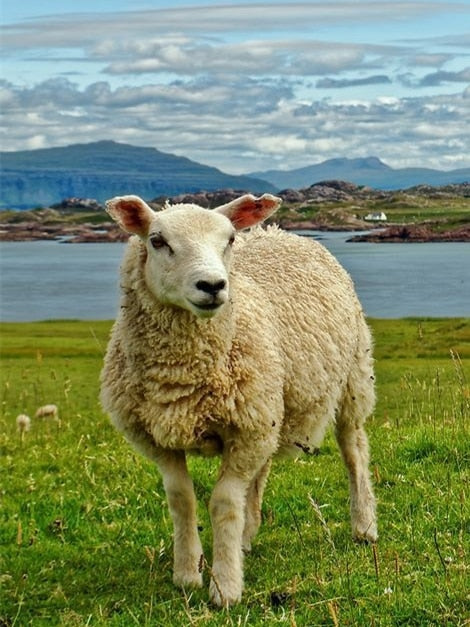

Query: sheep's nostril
[196,279,227,296]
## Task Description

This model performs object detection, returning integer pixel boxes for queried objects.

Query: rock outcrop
[348,224,470,242]
[1,181,468,242]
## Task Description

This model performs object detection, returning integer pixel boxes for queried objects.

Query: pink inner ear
[119,200,148,234]
[230,203,266,229]
[223,194,281,230]
[107,197,153,236]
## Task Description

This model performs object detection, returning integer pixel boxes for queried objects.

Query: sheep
[34,404,59,420]
[100,192,377,607]
[16,414,31,440]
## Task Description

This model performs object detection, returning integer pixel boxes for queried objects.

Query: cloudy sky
[2,0,470,174]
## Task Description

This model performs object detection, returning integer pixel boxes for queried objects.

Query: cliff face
[0,141,275,209]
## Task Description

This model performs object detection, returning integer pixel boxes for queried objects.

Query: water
[0,235,468,321]
[0,241,126,321]
[311,231,469,318]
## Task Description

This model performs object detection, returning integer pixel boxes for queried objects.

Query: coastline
[1,221,469,243]
[1,180,469,243]
[0,221,128,243]
[346,223,470,243]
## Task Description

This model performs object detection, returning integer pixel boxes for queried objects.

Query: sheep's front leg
[156,450,203,588]
[208,469,251,607]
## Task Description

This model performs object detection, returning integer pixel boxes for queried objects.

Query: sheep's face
[106,193,282,319]
[144,208,235,318]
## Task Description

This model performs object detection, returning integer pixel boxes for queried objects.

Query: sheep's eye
[150,235,172,253]
[224,234,235,254]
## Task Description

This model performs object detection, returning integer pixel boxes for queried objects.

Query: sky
[1,0,470,174]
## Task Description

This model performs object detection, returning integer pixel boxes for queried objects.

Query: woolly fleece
[100,225,375,472]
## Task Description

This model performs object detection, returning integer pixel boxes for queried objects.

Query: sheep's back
[233,227,373,446]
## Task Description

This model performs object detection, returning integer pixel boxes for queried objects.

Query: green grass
[276,194,470,230]
[1,319,469,626]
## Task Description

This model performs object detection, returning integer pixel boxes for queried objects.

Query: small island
[0,181,469,243]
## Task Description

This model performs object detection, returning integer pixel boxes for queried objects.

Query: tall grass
[0,319,468,626]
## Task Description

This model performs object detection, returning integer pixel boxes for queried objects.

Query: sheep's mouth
[188,299,225,318]
[190,301,222,311]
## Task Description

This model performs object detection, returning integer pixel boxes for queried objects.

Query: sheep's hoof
[173,571,203,589]
[242,540,252,554]
[353,522,378,544]
[209,578,242,608]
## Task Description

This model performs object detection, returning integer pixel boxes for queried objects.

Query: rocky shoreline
[1,181,469,243]
[2,220,469,243]
[347,223,470,243]
[0,221,129,243]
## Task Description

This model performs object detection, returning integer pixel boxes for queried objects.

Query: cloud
[419,67,470,86]
[101,38,390,78]
[409,53,453,68]
[3,3,461,50]
[2,2,464,81]
[2,3,468,87]
[1,2,469,172]
[316,75,392,89]
[399,66,470,87]
[1,77,469,173]
[401,31,470,49]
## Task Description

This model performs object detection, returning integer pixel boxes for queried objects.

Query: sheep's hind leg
[335,415,377,543]
[242,459,271,552]
[156,450,204,588]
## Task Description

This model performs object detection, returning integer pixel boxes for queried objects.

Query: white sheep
[100,193,377,607]
[35,404,59,420]
[16,414,31,439]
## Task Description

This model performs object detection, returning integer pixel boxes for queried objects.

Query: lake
[0,234,468,321]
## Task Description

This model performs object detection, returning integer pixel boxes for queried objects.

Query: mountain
[3,144,469,210]
[250,157,470,190]
[0,141,276,209]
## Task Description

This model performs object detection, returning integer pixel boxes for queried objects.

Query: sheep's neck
[123,287,234,385]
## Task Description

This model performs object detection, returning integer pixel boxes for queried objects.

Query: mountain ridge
[0,141,276,209]
[249,156,470,190]
[1,142,469,209]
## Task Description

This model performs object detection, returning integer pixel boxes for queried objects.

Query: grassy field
[275,191,470,231]
[0,318,469,626]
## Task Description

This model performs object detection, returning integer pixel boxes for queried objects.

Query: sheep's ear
[215,193,282,230]
[105,195,155,237]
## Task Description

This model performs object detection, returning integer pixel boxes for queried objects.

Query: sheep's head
[106,193,281,319]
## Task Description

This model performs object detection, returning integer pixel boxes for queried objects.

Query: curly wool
[100,225,374,466]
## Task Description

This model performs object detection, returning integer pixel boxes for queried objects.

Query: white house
[364,212,387,221]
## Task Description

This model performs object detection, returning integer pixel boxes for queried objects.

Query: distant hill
[250,157,470,190]
[0,141,276,209]
[3,144,469,209]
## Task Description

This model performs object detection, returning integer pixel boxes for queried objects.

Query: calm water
[0,234,468,321]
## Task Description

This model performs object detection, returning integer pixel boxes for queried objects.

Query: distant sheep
[100,193,377,607]
[35,404,59,420]
[16,414,31,439]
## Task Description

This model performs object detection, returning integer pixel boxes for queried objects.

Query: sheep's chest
[140,370,234,452]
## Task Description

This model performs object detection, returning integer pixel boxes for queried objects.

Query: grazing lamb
[16,414,31,438]
[100,193,377,607]
[35,404,59,420]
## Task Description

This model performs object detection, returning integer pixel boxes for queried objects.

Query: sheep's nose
[196,279,227,296]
